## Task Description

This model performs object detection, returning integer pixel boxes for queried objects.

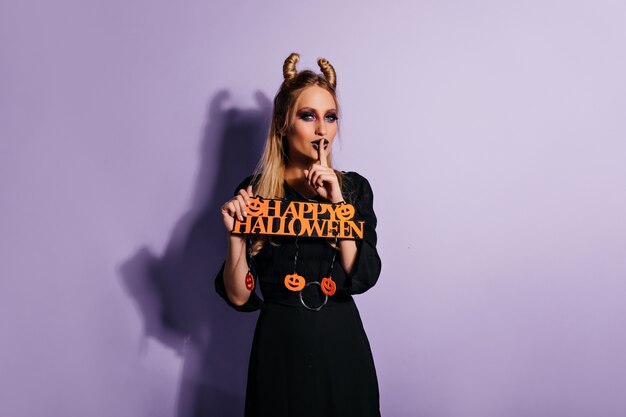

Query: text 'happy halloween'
[231,197,364,239]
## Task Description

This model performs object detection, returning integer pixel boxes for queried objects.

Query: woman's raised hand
[221,184,254,233]
[303,140,344,203]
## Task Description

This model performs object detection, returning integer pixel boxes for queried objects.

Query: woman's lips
[311,138,329,150]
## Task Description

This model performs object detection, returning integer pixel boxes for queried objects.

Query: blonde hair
[250,52,343,254]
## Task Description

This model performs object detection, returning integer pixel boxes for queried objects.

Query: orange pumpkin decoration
[320,277,336,296]
[284,273,305,292]
[335,203,355,221]
[245,271,255,291]
[246,197,267,216]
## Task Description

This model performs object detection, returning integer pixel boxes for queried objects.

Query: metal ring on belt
[298,281,328,311]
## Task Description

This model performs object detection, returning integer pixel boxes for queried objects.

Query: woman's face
[286,86,338,165]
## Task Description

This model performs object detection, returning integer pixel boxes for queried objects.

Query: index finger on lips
[318,138,328,168]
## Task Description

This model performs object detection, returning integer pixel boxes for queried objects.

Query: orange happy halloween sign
[231,197,364,239]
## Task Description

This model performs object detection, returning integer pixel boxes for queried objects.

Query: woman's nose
[315,120,327,136]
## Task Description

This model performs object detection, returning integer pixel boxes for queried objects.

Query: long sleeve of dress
[339,173,382,295]
[214,260,264,312]
[214,175,265,312]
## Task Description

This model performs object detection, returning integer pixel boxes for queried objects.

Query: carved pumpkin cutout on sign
[320,277,337,296]
[246,198,268,216]
[335,204,355,221]
[284,273,306,292]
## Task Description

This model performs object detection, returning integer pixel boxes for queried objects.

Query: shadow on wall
[118,90,272,417]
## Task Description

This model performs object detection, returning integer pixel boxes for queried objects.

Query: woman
[215,52,382,417]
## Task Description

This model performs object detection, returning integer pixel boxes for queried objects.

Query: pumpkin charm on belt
[320,276,336,296]
[319,236,338,296]
[284,273,306,292]
[244,237,255,291]
[245,271,255,291]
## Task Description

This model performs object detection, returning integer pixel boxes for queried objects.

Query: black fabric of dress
[215,171,382,417]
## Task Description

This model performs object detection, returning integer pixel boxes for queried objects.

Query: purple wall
[2,1,625,416]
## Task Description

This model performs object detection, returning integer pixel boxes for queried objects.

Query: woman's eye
[298,112,316,121]
[325,113,338,123]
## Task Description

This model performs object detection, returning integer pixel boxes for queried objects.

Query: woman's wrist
[228,232,246,244]
[329,193,345,204]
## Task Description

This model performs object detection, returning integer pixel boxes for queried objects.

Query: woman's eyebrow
[297,107,337,113]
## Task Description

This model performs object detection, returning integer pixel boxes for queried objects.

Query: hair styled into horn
[317,57,336,89]
[283,53,300,82]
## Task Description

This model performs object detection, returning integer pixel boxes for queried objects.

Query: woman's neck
[284,163,306,183]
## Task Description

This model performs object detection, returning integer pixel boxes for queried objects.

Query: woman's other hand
[221,185,254,232]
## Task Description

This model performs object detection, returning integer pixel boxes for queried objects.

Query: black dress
[215,171,382,417]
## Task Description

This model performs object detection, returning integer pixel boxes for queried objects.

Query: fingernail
[243,210,247,216]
